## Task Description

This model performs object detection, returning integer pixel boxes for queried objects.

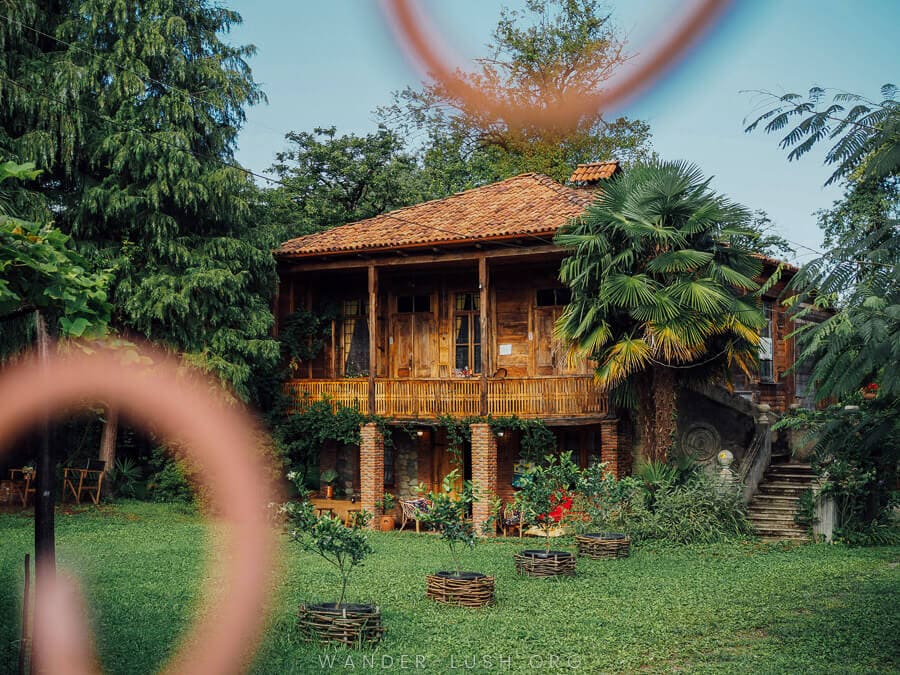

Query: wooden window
[397,294,431,313]
[339,299,369,377]
[759,301,775,383]
[454,292,481,374]
[536,287,571,307]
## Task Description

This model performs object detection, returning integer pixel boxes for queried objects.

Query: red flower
[865,383,879,392]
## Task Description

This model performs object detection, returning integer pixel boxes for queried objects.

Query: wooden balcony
[285,376,607,420]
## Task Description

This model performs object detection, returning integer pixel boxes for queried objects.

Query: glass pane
[397,296,413,313]
[556,288,571,305]
[473,345,481,372]
[536,289,555,306]
[455,315,468,344]
[345,317,370,377]
[456,294,466,311]
[414,295,431,312]
[455,346,469,370]
[474,319,480,344]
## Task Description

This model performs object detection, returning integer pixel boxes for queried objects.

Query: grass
[1,502,898,674]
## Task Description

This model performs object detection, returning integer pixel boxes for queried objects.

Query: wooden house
[273,162,806,530]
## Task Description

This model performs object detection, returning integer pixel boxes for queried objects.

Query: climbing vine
[279,304,339,375]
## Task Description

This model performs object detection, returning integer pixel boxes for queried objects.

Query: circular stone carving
[681,423,721,462]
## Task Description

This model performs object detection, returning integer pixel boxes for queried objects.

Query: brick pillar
[470,423,498,537]
[600,418,620,478]
[360,423,384,528]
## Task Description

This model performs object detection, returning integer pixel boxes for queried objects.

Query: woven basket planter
[426,572,495,608]
[576,533,631,560]
[297,603,384,647]
[514,550,576,578]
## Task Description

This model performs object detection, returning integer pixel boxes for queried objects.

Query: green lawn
[1,503,898,674]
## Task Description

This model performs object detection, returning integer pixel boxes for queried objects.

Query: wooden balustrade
[286,376,606,419]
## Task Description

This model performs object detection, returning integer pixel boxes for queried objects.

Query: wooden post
[368,264,378,416]
[479,257,489,416]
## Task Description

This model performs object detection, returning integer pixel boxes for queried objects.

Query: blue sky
[227,0,900,262]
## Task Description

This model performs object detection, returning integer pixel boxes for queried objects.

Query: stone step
[749,511,800,522]
[758,535,810,543]
[758,482,814,493]
[752,526,809,538]
[769,462,812,470]
[752,494,800,507]
[748,505,799,516]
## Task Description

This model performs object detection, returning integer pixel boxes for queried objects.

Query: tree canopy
[555,160,767,460]
[0,0,277,401]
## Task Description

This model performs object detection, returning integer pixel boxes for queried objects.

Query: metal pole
[30,311,55,674]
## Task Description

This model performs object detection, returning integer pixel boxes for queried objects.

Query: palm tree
[555,160,768,462]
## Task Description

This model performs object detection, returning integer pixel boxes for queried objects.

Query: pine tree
[0,0,277,401]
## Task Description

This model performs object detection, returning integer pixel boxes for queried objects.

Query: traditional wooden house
[273,162,807,532]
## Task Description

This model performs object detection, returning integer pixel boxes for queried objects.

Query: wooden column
[368,264,378,416]
[479,256,489,416]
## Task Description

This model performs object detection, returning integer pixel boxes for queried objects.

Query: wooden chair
[500,503,525,538]
[9,468,36,507]
[63,459,106,505]
[399,497,432,533]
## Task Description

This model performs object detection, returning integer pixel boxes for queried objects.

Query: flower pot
[514,549,575,578]
[324,484,334,499]
[379,515,395,531]
[862,391,877,400]
[576,532,631,559]
[426,572,495,607]
[297,602,384,646]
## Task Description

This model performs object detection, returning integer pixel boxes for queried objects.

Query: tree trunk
[636,367,678,464]
[651,367,678,463]
[98,406,118,496]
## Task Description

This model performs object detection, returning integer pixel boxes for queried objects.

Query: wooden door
[533,306,585,375]
[390,312,436,377]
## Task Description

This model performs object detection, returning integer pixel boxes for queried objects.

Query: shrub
[514,451,581,552]
[576,462,642,533]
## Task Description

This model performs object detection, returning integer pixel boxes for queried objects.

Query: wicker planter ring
[297,603,384,647]
[514,550,576,578]
[576,533,631,560]
[426,572,495,607]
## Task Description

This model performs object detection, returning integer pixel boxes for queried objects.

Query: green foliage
[775,398,899,538]
[556,159,768,459]
[378,0,653,193]
[0,1,278,401]
[0,159,110,351]
[278,306,339,375]
[746,84,900,186]
[418,470,484,576]
[283,480,374,608]
[266,126,426,238]
[626,473,751,544]
[276,398,366,485]
[576,462,642,532]
[146,447,194,504]
[795,488,817,532]
[513,451,582,552]
[489,416,556,463]
[107,457,144,500]
[375,492,396,513]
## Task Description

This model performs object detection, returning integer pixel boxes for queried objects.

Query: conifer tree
[0,1,277,401]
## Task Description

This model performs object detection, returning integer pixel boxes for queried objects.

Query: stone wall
[391,431,420,498]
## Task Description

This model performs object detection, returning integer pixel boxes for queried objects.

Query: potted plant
[375,492,396,531]
[573,462,639,559]
[513,452,581,577]
[320,468,338,498]
[283,491,383,646]
[419,470,496,607]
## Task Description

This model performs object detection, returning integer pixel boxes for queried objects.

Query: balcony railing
[285,376,607,420]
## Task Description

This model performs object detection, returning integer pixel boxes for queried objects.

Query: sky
[227,0,900,263]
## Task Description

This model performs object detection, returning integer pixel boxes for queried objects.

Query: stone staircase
[748,459,817,542]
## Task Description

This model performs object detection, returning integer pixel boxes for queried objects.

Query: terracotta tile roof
[569,161,620,183]
[276,173,594,258]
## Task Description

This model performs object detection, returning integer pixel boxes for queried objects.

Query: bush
[627,473,751,544]
[146,447,194,504]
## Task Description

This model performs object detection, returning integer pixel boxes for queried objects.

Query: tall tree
[379,0,653,193]
[0,0,277,402]
[266,126,426,239]
[555,160,767,461]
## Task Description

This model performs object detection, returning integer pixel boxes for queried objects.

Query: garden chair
[500,503,524,538]
[399,497,432,533]
[62,458,106,505]
[9,468,36,507]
